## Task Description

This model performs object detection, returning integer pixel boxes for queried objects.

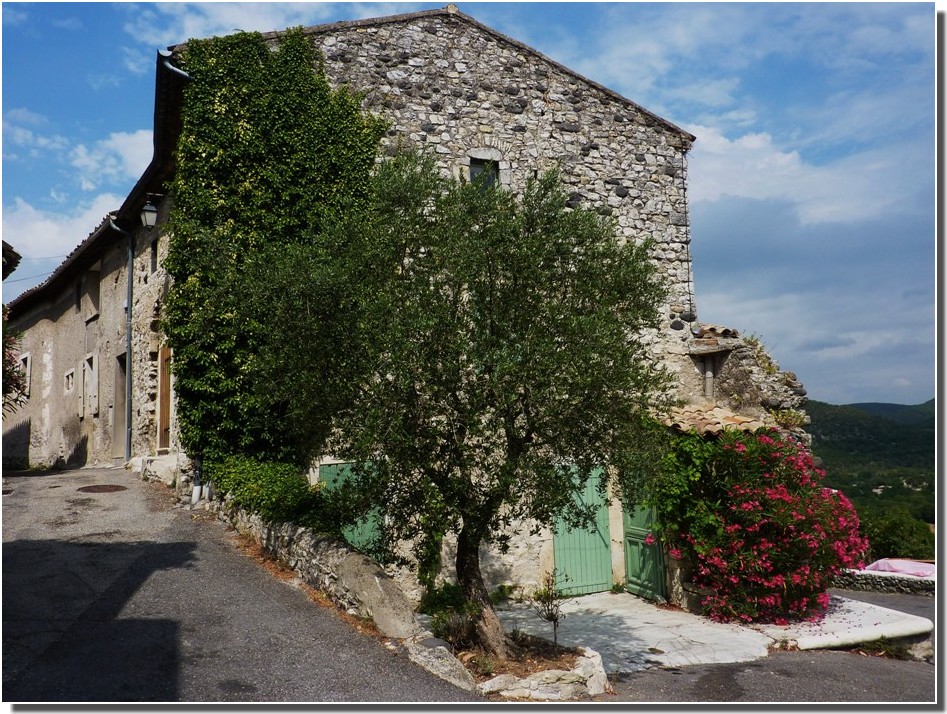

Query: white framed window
[64,369,75,393]
[19,352,31,398]
[79,353,99,418]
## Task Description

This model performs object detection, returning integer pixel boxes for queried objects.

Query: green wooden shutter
[554,469,613,596]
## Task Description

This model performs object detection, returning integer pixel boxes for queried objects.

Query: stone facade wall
[714,336,809,435]
[386,520,554,605]
[281,8,701,401]
[3,201,175,470]
[129,199,178,459]
[5,234,129,468]
[260,8,704,597]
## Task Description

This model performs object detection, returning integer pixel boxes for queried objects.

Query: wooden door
[624,505,667,601]
[553,469,613,596]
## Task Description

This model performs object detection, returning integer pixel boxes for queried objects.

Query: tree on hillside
[245,152,673,657]
[162,29,387,464]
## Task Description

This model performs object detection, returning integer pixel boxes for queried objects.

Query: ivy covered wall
[163,29,387,463]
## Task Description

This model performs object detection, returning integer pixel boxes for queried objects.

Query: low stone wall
[478,648,611,700]
[832,570,935,597]
[208,497,422,639]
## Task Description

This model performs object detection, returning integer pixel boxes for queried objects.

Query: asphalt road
[4,465,937,705]
[2,467,480,703]
[603,589,937,703]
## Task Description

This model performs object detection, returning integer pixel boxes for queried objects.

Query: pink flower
[644,533,656,545]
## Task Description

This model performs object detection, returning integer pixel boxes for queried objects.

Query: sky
[1,2,938,406]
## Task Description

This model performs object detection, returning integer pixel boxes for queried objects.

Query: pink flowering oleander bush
[652,428,869,625]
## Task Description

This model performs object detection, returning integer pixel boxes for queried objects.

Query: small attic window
[469,158,498,189]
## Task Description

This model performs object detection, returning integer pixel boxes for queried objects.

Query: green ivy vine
[162,28,388,464]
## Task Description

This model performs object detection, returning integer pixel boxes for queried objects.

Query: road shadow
[3,538,197,701]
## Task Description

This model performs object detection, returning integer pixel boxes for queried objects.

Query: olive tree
[253,151,672,657]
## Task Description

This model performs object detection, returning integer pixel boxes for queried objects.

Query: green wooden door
[554,469,613,596]
[623,505,667,601]
[318,462,379,553]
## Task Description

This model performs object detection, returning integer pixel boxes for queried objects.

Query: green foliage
[247,150,670,654]
[319,150,671,559]
[529,570,571,645]
[2,306,27,413]
[319,153,669,635]
[206,456,318,525]
[770,408,806,429]
[430,606,482,650]
[743,333,779,375]
[489,584,519,605]
[857,505,934,561]
[418,582,469,616]
[807,399,934,527]
[162,28,387,464]
[420,582,482,649]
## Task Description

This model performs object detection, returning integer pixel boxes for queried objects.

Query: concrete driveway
[2,467,480,703]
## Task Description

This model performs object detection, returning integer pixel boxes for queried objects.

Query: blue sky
[1,2,937,406]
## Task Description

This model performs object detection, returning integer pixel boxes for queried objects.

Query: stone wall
[3,198,176,470]
[832,570,935,597]
[200,489,610,699]
[714,335,810,440]
[386,520,554,606]
[5,228,133,467]
[209,495,422,639]
[259,7,702,403]
[128,199,177,459]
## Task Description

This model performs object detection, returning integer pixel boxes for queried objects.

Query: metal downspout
[110,218,134,462]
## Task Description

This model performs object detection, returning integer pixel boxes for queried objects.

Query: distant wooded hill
[806,399,935,524]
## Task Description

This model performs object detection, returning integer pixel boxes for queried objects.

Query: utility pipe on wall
[703,357,715,400]
[109,217,134,462]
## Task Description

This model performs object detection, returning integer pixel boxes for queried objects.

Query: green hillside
[844,399,935,428]
[806,399,935,525]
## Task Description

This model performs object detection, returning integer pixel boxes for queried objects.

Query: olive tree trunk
[455,524,514,659]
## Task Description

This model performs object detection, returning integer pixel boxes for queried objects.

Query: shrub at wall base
[653,428,869,625]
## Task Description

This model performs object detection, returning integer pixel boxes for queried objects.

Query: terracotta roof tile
[662,402,773,436]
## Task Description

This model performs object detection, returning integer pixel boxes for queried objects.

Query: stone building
[2,5,806,603]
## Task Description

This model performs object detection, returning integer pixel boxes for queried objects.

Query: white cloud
[70,130,153,192]
[663,78,741,110]
[87,73,124,91]
[2,194,121,257]
[122,46,151,75]
[2,194,125,301]
[121,2,346,48]
[695,285,933,405]
[686,124,929,225]
[119,2,428,50]
[2,5,27,26]
[52,17,83,31]
[2,110,70,158]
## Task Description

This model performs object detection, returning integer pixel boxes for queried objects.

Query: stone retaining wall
[208,496,422,639]
[201,494,610,698]
[832,570,935,597]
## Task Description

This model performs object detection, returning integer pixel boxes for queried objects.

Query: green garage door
[318,462,379,553]
[554,469,613,596]
[623,505,667,601]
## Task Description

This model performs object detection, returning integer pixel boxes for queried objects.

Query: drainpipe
[109,217,134,463]
[703,357,715,401]
[161,55,191,81]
